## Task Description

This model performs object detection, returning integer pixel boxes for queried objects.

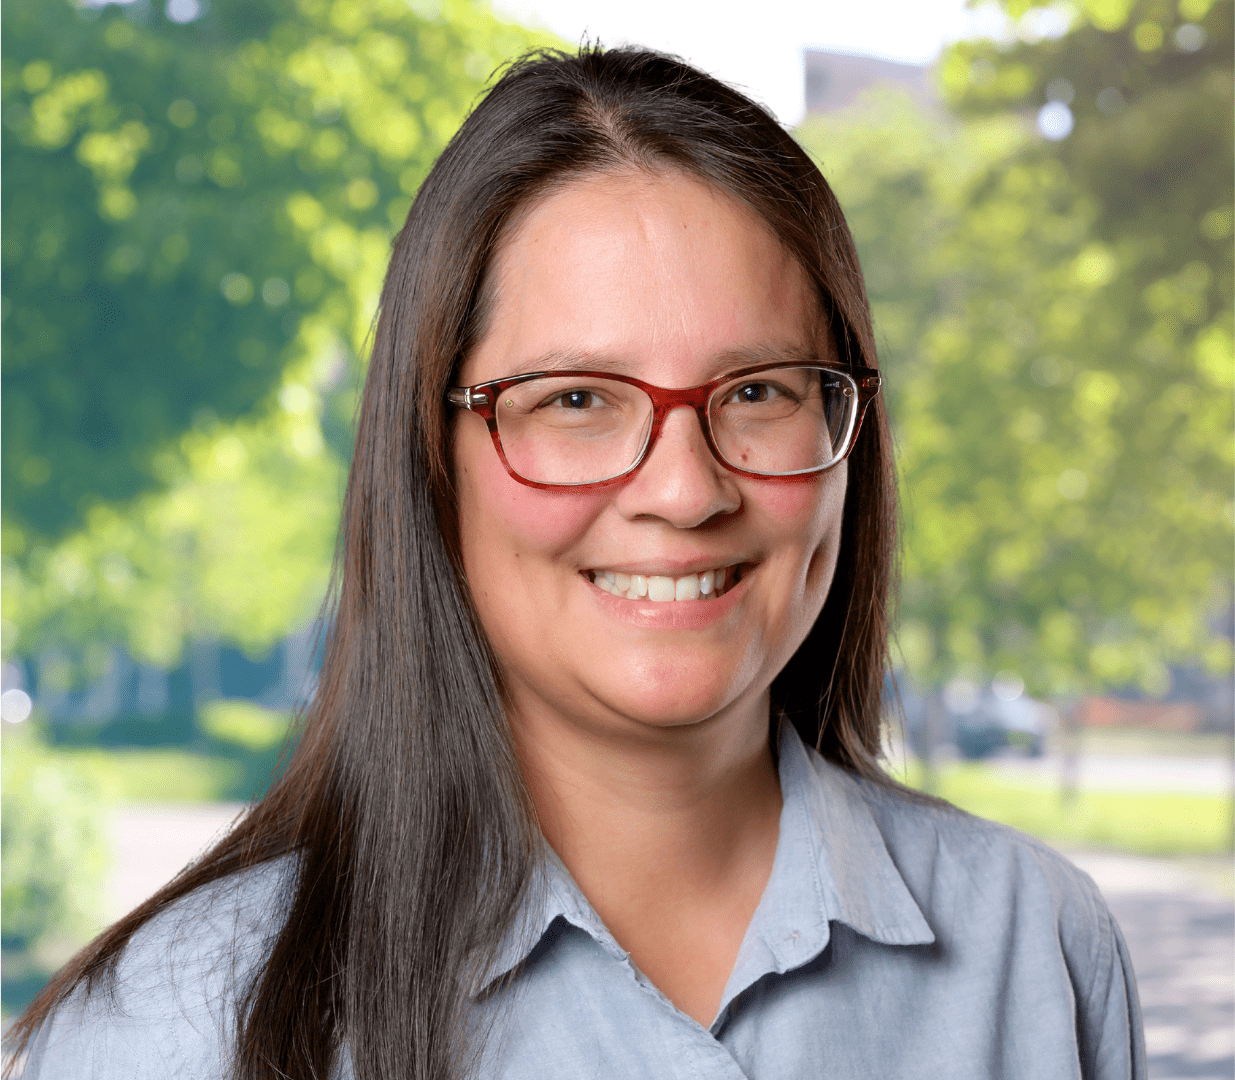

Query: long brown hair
[7,46,898,1080]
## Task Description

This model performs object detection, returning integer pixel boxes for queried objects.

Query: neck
[507,689,784,1026]
[509,691,783,925]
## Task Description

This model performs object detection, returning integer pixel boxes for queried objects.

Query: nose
[613,406,741,528]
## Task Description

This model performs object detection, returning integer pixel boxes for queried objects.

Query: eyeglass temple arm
[447,387,490,409]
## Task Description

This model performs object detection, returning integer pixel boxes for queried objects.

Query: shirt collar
[475,845,626,994]
[715,723,934,1018]
[475,723,934,999]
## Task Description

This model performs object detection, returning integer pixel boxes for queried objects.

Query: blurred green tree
[799,0,1233,697]
[1,733,108,952]
[2,0,552,675]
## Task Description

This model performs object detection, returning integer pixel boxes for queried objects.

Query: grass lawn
[48,746,237,803]
[49,746,271,804]
[898,760,1233,856]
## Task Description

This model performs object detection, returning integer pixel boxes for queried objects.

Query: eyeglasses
[447,360,882,490]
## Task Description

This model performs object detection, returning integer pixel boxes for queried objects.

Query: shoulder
[793,746,1145,1073]
[835,759,1127,988]
[851,765,1106,922]
[799,745,1118,970]
[109,852,295,1020]
[22,856,296,1080]
[838,764,1146,1072]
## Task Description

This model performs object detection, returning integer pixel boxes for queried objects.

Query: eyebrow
[503,343,823,380]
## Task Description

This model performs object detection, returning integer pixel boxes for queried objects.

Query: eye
[545,388,605,410]
[725,381,792,405]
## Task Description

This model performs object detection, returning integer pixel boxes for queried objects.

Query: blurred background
[2,0,1231,1072]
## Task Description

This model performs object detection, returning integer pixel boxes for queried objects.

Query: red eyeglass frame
[446,360,883,491]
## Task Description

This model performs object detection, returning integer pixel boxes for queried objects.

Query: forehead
[460,169,829,386]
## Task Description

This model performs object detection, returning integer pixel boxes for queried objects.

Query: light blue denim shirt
[23,726,1145,1079]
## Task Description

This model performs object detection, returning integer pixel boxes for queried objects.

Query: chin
[585,659,759,733]
[619,699,729,730]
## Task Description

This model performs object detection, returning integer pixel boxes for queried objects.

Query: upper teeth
[591,567,734,601]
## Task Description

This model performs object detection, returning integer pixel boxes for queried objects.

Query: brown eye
[723,381,794,406]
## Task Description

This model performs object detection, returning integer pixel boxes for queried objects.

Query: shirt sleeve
[1076,905,1147,1080]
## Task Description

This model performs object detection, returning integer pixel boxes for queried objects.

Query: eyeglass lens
[492,366,857,486]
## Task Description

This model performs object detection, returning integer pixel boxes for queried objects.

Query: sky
[488,0,1014,126]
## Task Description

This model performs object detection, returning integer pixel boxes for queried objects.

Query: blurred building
[2,628,319,742]
[1076,668,1235,735]
[803,49,937,115]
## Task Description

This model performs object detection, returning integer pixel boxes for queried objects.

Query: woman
[9,47,1143,1079]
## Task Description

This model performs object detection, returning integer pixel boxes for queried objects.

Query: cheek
[750,470,846,542]
[454,418,606,575]
[751,476,827,525]
[489,485,607,567]
[747,467,848,616]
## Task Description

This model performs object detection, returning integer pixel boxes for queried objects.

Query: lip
[584,565,752,630]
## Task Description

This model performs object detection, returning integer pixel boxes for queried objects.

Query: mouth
[586,564,746,602]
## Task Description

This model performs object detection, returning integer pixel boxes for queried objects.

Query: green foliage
[4,384,345,667]
[2,0,554,674]
[4,0,305,543]
[198,698,290,751]
[1,732,109,950]
[798,3,1233,697]
[942,0,1232,308]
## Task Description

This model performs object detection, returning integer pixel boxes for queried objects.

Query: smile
[587,565,744,602]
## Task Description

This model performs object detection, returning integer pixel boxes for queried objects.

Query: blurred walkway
[989,754,1234,795]
[106,803,247,922]
[109,807,1234,1075]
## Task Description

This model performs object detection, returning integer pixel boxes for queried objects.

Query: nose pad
[615,406,741,527]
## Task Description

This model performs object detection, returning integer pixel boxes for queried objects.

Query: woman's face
[453,170,848,742]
